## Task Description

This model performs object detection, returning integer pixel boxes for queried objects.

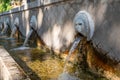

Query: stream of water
[1,23,8,34]
[23,29,33,47]
[10,26,17,38]
[10,29,33,51]
[58,37,81,80]
[63,37,81,72]
[0,33,82,80]
[0,33,109,80]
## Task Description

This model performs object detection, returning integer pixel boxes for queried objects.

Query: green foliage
[0,0,12,13]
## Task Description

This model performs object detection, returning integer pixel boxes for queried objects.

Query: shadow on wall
[0,0,92,52]
[3,0,120,61]
[37,0,87,52]
[27,0,100,53]
[92,0,120,61]
[36,0,100,52]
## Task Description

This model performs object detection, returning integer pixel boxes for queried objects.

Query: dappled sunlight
[25,10,30,36]
[62,21,75,47]
[0,0,120,80]
[37,9,43,30]
[12,48,74,80]
[52,24,61,50]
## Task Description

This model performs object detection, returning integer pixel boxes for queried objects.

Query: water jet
[1,18,10,35]
[23,15,37,47]
[60,11,95,79]
[11,15,37,51]
[10,17,19,38]
[0,22,3,31]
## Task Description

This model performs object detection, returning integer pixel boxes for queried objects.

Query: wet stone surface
[0,35,119,80]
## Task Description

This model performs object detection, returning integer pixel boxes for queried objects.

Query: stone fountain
[23,15,37,47]
[11,15,37,50]
[1,18,10,35]
[10,17,19,38]
[59,10,95,80]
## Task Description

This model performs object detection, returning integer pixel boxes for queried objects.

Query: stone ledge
[0,46,30,80]
[0,0,71,16]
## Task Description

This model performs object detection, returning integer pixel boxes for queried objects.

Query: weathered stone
[0,46,29,80]
[0,0,120,62]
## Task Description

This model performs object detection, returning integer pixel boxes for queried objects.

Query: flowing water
[10,46,31,51]
[57,37,81,80]
[0,34,110,80]
[10,29,33,51]
[0,35,76,80]
[10,26,17,38]
[63,37,81,72]
[23,29,33,47]
[58,72,80,80]
[1,23,8,34]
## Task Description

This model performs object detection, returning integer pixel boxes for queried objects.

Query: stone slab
[0,46,30,80]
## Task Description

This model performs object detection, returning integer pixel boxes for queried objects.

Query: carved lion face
[74,11,95,41]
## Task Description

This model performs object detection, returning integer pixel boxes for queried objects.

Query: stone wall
[0,0,120,61]
[0,46,28,80]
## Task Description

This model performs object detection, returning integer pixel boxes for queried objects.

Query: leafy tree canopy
[0,0,12,13]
